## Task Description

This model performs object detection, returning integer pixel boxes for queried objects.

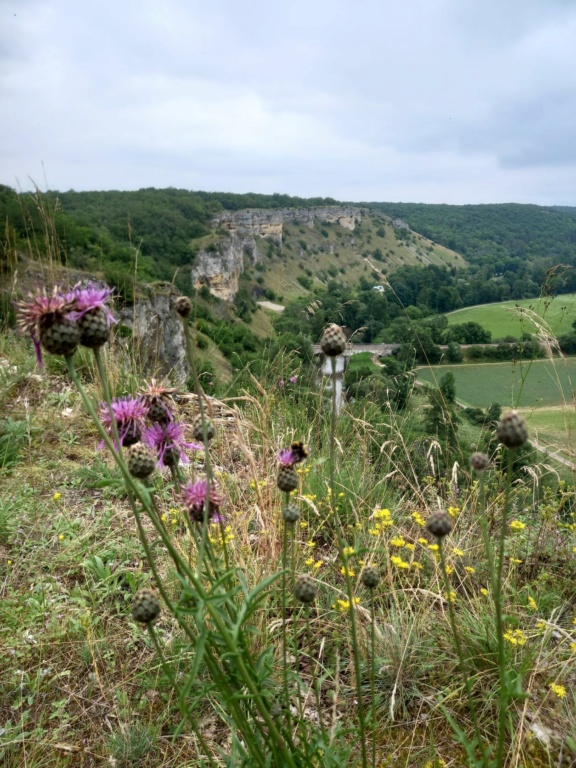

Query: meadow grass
[2,315,576,767]
[446,294,576,340]
[416,358,576,409]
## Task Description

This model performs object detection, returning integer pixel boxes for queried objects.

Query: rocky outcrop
[193,206,362,300]
[212,206,361,241]
[117,285,188,383]
[191,234,257,301]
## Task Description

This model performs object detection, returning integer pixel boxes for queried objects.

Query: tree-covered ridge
[367,201,576,265]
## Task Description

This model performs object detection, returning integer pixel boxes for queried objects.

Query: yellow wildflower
[428,544,439,552]
[313,561,323,570]
[412,561,423,570]
[549,683,566,699]
[340,566,355,577]
[405,543,415,551]
[300,521,308,529]
[453,548,464,556]
[418,538,428,545]
[448,506,460,518]
[342,546,355,558]
[503,629,527,646]
[52,492,61,502]
[536,621,547,631]
[509,558,522,565]
[480,588,488,596]
[527,596,538,611]
[464,566,475,573]
[445,590,457,603]
[390,537,405,547]
[306,540,316,548]
[411,511,425,526]
[305,557,315,567]
[570,643,576,653]
[509,520,526,532]
[390,556,410,569]
[58,534,65,541]
[445,565,454,575]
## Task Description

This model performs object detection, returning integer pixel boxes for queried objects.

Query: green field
[446,294,576,340]
[416,358,576,408]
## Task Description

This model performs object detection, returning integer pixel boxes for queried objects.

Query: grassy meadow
[416,358,576,409]
[446,294,576,340]
[2,308,576,767]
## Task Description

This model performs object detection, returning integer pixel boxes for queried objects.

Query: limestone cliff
[118,285,188,383]
[192,206,362,300]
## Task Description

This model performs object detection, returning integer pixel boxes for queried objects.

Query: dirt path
[257,300,285,312]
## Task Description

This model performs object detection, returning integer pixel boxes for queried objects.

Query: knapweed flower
[67,283,115,348]
[289,375,298,384]
[181,479,223,523]
[140,379,178,424]
[99,396,148,447]
[16,287,79,365]
[143,422,201,467]
[278,442,307,467]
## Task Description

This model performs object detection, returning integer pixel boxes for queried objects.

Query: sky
[2,0,576,205]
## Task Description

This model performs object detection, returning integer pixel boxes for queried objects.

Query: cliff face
[118,286,189,383]
[192,206,362,300]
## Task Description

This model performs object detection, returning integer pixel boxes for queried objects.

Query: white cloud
[2,0,576,203]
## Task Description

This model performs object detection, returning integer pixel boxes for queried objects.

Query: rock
[117,285,188,383]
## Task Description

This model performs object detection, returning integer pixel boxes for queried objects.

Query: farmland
[415,358,576,408]
[446,293,576,340]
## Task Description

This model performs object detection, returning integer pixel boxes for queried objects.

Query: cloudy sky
[2,0,576,204]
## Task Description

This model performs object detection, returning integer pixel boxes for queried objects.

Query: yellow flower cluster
[390,537,405,547]
[447,506,460,518]
[390,555,410,569]
[549,682,566,699]
[342,546,355,558]
[334,597,361,612]
[305,558,323,570]
[503,629,527,646]
[509,520,526,532]
[527,596,538,611]
[340,566,355,577]
[209,524,234,547]
[411,511,425,527]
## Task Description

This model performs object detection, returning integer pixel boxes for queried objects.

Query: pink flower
[15,288,75,366]
[143,422,202,467]
[278,443,307,467]
[289,376,298,384]
[99,396,148,447]
[68,283,116,326]
[181,479,222,523]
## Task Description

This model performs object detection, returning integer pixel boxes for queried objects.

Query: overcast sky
[2,0,576,204]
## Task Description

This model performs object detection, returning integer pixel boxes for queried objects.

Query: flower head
[181,479,223,523]
[68,283,115,326]
[278,442,307,468]
[15,287,76,365]
[143,422,201,467]
[99,396,148,447]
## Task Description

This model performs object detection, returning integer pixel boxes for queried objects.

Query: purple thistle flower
[278,448,296,467]
[68,283,116,326]
[181,479,222,523]
[278,380,285,388]
[289,375,298,384]
[99,396,148,447]
[15,288,75,366]
[143,422,202,467]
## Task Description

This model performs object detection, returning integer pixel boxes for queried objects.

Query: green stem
[147,624,219,768]
[330,356,368,768]
[494,448,515,768]
[305,607,326,742]
[370,591,376,768]
[282,520,292,731]
[438,539,487,764]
